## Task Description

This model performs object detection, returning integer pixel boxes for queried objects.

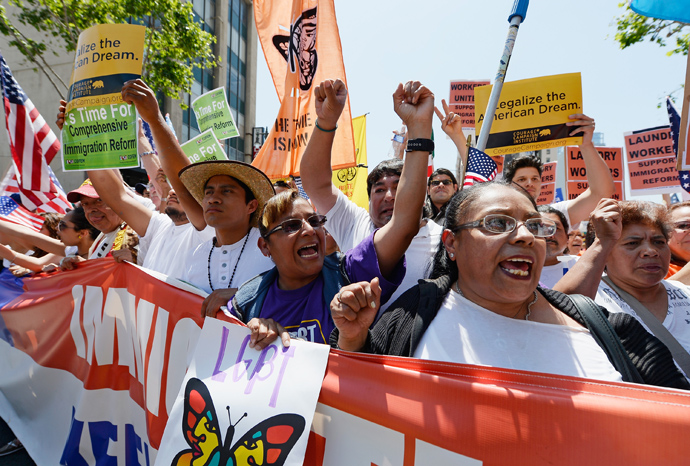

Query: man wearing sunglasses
[425,168,458,225]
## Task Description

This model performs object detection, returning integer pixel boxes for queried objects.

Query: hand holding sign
[247,317,291,350]
[314,78,347,130]
[121,79,162,125]
[567,113,596,146]
[331,277,381,351]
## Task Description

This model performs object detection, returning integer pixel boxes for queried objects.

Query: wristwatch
[406,138,435,153]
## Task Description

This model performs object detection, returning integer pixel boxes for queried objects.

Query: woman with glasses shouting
[221,79,434,347]
[330,181,689,389]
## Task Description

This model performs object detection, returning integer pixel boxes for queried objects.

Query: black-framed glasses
[58,221,75,231]
[263,214,327,238]
[674,221,690,231]
[430,179,453,187]
[453,214,557,238]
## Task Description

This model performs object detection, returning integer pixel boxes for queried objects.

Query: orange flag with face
[253,0,356,179]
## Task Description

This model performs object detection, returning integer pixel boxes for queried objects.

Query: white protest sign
[156,319,330,466]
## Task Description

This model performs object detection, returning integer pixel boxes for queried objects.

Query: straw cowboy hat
[178,160,275,226]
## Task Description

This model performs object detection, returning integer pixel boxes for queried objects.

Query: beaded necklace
[207,233,250,291]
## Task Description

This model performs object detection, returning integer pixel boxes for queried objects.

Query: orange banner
[625,126,679,195]
[3,262,690,464]
[566,146,625,200]
[253,0,355,178]
[537,161,557,205]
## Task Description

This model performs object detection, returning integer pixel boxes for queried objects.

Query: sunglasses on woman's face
[58,221,75,231]
[263,214,327,238]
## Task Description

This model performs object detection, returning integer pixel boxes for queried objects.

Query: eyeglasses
[263,214,327,238]
[453,214,557,238]
[58,221,75,231]
[674,221,690,231]
[430,179,453,187]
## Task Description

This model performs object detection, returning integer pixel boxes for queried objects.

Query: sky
[254,0,688,199]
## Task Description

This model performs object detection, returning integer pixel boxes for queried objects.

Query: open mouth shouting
[297,242,320,259]
[499,256,533,279]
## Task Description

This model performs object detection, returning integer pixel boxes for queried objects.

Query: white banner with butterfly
[155,318,330,466]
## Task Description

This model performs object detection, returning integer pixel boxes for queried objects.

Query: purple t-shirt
[256,232,405,344]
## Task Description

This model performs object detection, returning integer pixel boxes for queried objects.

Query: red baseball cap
[67,179,99,203]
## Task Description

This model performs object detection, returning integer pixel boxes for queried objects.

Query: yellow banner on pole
[475,73,583,156]
[332,115,368,210]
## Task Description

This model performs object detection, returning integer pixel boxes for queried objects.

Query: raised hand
[313,79,347,130]
[590,198,622,248]
[56,99,67,130]
[434,98,467,146]
[393,81,434,138]
[121,79,162,124]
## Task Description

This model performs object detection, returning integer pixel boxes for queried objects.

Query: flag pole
[476,0,529,152]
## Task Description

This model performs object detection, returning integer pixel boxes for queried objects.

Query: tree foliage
[614,3,689,56]
[0,0,217,100]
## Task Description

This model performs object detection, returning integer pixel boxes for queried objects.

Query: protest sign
[536,161,557,205]
[677,53,690,170]
[624,126,678,196]
[2,261,690,465]
[475,73,583,156]
[192,87,240,140]
[157,320,329,466]
[566,146,625,201]
[180,129,228,163]
[448,80,490,140]
[61,24,145,171]
[332,115,368,209]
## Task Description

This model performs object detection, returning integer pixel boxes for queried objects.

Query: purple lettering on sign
[233,334,253,382]
[269,345,296,407]
[211,326,230,382]
[244,344,278,395]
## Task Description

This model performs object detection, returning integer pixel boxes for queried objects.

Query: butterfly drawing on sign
[171,377,306,466]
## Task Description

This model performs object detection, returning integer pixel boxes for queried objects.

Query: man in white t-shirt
[503,113,614,228]
[300,79,442,313]
[122,79,275,317]
[537,205,578,289]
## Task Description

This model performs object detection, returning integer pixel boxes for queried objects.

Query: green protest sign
[181,130,228,163]
[191,87,239,140]
[61,23,145,171]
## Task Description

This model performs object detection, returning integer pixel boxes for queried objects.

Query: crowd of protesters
[3,77,690,393]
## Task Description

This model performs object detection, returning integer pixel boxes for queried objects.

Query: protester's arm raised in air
[553,198,620,297]
[299,79,347,213]
[565,114,615,225]
[435,98,468,173]
[121,80,206,230]
[374,81,434,278]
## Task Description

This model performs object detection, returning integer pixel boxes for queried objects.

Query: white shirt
[324,189,441,313]
[539,255,579,289]
[551,200,572,230]
[182,227,273,294]
[414,290,623,382]
[596,278,690,378]
[89,226,124,259]
[138,213,214,279]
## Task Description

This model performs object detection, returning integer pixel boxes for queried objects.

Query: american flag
[0,165,71,213]
[463,147,498,187]
[1,53,60,193]
[667,97,690,194]
[0,196,44,231]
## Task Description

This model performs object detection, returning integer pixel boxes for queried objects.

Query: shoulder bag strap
[568,293,643,383]
[602,276,690,376]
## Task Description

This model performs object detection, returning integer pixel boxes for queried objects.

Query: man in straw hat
[121,79,274,317]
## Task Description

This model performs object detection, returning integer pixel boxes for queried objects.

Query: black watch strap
[406,138,435,153]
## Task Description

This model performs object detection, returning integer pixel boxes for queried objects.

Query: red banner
[1,261,690,464]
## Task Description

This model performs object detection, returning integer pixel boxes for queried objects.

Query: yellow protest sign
[61,24,145,171]
[475,73,583,156]
[332,115,368,210]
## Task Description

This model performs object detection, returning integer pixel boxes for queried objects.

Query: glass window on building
[225,0,249,161]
